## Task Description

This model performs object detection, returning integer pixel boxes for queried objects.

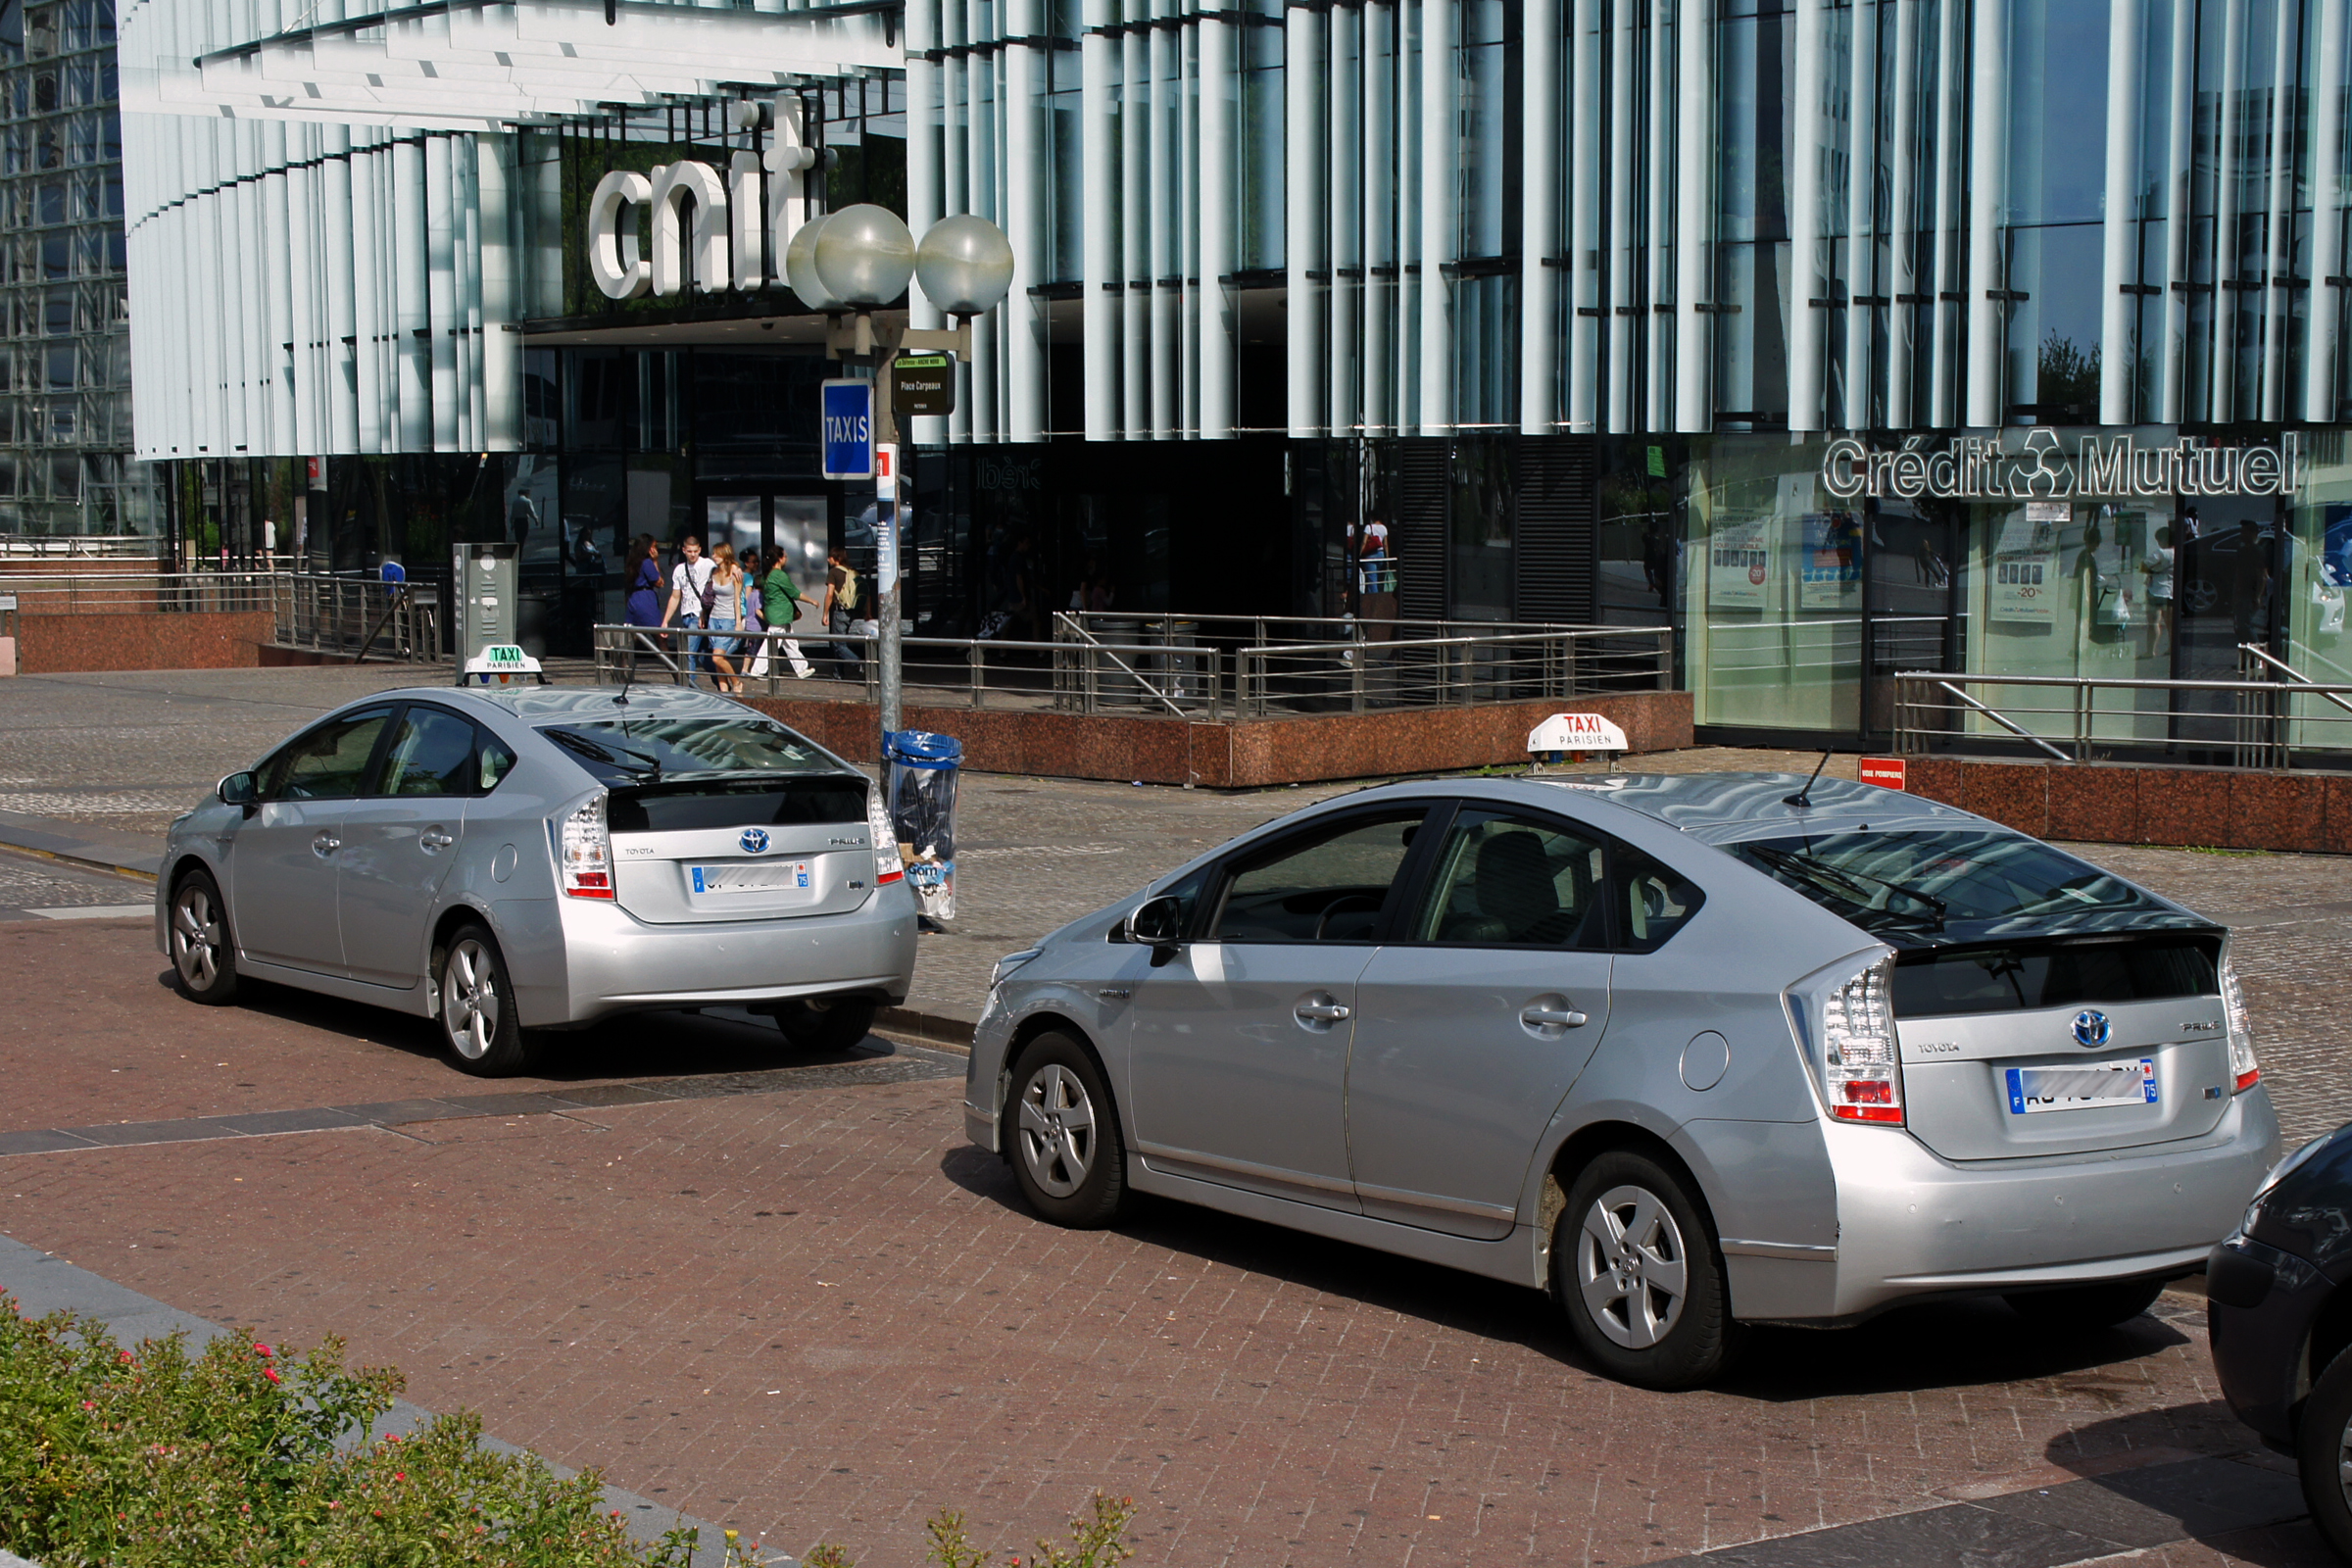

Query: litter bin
[884,729,959,924]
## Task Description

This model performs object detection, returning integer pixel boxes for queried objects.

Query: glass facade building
[0,0,154,538]
[117,0,2352,748]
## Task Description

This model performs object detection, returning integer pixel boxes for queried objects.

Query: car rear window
[538,716,837,785]
[607,777,868,834]
[1891,935,2221,1017]
[1724,828,2200,947]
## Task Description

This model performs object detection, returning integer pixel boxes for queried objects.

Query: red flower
[118,1349,134,1364]
[394,1472,406,1483]
[253,1344,273,1357]
[81,1400,95,1411]
[263,1367,281,1384]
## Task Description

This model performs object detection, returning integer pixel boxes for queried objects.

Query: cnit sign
[1820,429,2307,503]
[585,97,819,301]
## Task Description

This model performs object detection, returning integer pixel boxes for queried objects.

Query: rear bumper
[540,881,918,1025]
[1782,1087,2280,1322]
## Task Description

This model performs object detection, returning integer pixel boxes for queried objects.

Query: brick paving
[2,669,2351,1563]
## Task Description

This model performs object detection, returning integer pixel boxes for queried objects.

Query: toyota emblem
[740,828,770,854]
[2072,1008,2111,1049]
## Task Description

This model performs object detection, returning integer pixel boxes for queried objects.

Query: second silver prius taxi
[965,772,2279,1389]
[157,685,917,1075]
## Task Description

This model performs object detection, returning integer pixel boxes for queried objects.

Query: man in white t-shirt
[660,535,716,686]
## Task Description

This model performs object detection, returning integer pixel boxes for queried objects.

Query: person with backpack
[659,534,717,686]
[823,543,864,674]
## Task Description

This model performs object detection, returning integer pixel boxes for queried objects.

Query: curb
[0,1234,767,1567]
[0,810,160,883]
[876,1004,975,1052]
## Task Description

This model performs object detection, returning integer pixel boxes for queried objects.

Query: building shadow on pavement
[155,967,872,1083]
[936,1147,2202,1400]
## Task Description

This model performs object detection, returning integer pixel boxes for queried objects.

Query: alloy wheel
[441,938,501,1061]
[1016,1062,1097,1199]
[1576,1183,1691,1349]
[172,883,221,991]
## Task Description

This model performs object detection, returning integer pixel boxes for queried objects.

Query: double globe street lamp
[781,205,1014,738]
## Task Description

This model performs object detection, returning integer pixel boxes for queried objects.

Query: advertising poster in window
[1707,515,1770,611]
[1797,513,1863,611]
[1991,507,2061,624]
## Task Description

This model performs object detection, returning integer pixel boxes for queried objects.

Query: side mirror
[1123,894,1185,962]
[217,771,259,809]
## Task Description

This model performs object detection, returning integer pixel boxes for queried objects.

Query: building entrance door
[700,493,830,644]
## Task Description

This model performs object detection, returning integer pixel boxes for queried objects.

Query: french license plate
[2005,1058,2157,1115]
[691,861,810,895]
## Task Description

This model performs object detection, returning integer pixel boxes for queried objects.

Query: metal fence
[1890,663,2352,769]
[0,570,442,663]
[0,534,167,561]
[591,614,1672,721]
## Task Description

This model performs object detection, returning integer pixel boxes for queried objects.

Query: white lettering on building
[1820,428,2306,502]
[585,93,821,301]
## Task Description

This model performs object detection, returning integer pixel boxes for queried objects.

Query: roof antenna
[1784,750,1833,809]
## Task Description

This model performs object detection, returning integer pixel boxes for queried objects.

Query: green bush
[0,1294,709,1568]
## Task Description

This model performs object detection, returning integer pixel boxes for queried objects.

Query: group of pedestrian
[622,532,869,691]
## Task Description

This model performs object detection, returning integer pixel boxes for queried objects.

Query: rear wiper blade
[544,726,662,778]
[1745,845,1946,924]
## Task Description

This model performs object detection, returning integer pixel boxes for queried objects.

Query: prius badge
[740,828,770,854]
[2072,1008,2111,1049]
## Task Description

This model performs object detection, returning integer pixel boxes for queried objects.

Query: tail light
[2222,955,2260,1093]
[866,783,904,885]
[1789,953,1904,1126]
[559,794,614,900]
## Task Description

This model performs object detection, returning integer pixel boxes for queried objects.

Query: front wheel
[433,923,533,1077]
[1555,1150,1742,1390]
[1004,1031,1126,1228]
[769,996,877,1053]
[169,868,239,1005]
[2301,1344,2352,1560]
[2004,1278,2166,1333]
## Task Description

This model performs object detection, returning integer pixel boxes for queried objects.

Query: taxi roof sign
[463,644,543,685]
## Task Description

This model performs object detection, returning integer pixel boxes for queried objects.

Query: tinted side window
[260,709,392,802]
[477,731,518,792]
[1614,846,1705,954]
[1209,810,1427,943]
[1409,809,1610,949]
[377,708,480,798]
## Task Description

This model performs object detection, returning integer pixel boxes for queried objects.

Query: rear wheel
[1555,1150,1742,1390]
[433,923,533,1077]
[769,996,877,1053]
[2003,1278,2167,1332]
[1004,1031,1126,1228]
[2299,1343,2352,1560]
[169,868,238,1005]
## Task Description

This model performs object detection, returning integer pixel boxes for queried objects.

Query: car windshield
[1725,828,2202,947]
[537,716,837,785]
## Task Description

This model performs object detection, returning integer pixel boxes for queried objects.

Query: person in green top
[754,548,815,679]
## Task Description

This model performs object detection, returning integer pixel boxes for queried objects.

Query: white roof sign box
[1527,711,1629,754]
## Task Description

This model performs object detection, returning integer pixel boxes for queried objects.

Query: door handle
[1521,1005,1589,1029]
[1295,999,1352,1023]
[419,828,455,851]
[311,832,341,857]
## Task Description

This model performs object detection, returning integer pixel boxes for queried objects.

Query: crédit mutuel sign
[581,99,819,301]
[1820,428,2307,503]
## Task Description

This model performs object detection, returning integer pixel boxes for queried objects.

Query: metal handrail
[1049,612,1192,717]
[1890,667,2352,767]
[2239,644,2352,719]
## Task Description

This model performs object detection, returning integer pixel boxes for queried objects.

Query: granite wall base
[14,612,277,673]
[742,690,1693,788]
[1898,757,2352,855]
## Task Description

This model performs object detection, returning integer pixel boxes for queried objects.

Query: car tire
[769,996,877,1053]
[2003,1278,2167,1332]
[168,867,239,1005]
[433,923,533,1077]
[1555,1149,1742,1390]
[2300,1343,2352,1559]
[1004,1031,1126,1229]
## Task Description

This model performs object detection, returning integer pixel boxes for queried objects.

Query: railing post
[970,640,985,709]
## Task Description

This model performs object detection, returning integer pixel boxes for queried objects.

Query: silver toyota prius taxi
[157,685,917,1074]
[966,772,2279,1389]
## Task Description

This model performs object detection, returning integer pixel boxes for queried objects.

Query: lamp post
[788,208,1012,741]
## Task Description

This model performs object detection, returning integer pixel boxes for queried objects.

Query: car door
[227,706,396,974]
[336,705,505,988]
[1126,805,1437,1211]
[1346,805,1619,1240]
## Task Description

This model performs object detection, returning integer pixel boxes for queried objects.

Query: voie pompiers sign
[1819,428,2307,503]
